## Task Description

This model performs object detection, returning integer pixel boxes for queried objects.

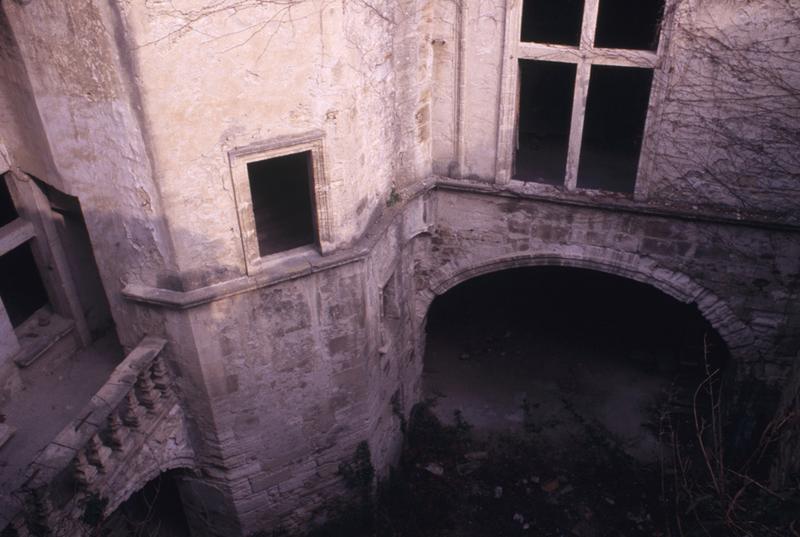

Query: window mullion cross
[565,0,600,190]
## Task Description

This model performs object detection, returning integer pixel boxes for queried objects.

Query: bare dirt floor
[414,324,681,537]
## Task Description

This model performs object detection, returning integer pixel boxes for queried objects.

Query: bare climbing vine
[648,0,800,218]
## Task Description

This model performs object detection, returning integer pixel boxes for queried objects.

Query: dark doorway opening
[0,175,17,227]
[515,60,576,185]
[594,0,665,51]
[521,0,585,46]
[0,242,48,328]
[577,65,653,193]
[247,151,317,257]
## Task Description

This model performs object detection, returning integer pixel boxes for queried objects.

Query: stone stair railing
[2,336,178,537]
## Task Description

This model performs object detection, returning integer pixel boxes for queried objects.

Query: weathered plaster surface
[115,0,433,290]
[2,0,177,348]
[0,10,56,185]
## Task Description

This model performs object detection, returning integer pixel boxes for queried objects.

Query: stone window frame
[495,0,675,199]
[228,131,334,275]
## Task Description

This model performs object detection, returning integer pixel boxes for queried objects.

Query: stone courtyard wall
[1,0,798,535]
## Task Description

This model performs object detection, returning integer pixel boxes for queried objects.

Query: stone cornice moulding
[122,176,799,311]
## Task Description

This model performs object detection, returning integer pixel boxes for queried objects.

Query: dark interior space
[594,0,664,51]
[412,267,730,536]
[577,65,653,193]
[247,151,316,257]
[0,174,18,228]
[514,60,576,185]
[102,471,192,537]
[0,242,48,327]
[520,0,585,46]
[426,267,727,369]
[424,265,728,456]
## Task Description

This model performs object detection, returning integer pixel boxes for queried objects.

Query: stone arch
[100,402,198,515]
[417,246,754,354]
[103,457,198,516]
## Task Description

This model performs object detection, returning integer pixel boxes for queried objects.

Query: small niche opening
[594,0,665,51]
[521,0,585,46]
[0,175,17,227]
[0,242,49,327]
[247,151,317,257]
[515,60,576,185]
[577,65,653,193]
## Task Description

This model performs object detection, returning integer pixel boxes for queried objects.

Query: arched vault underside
[416,246,755,357]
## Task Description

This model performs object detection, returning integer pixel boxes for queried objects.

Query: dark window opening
[247,151,316,257]
[515,60,576,185]
[577,65,653,193]
[0,175,18,228]
[594,0,665,50]
[521,0,585,46]
[0,242,48,327]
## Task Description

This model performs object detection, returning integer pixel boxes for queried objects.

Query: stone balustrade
[2,336,179,537]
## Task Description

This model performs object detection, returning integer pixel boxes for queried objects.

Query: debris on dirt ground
[541,478,560,493]
[457,461,481,475]
[558,484,574,496]
[424,462,444,476]
[571,520,598,537]
[494,486,503,498]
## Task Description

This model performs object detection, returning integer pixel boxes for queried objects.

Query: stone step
[12,312,76,368]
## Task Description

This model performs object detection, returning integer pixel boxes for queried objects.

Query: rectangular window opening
[521,0,585,46]
[0,175,18,228]
[594,0,665,50]
[0,242,49,327]
[577,65,654,193]
[515,60,576,185]
[247,151,317,257]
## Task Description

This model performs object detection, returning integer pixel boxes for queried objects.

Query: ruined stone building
[0,0,798,535]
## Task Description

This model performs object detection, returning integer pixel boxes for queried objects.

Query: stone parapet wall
[2,337,195,537]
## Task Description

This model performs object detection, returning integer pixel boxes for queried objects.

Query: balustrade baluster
[24,489,54,536]
[135,371,158,411]
[86,435,112,473]
[106,412,128,451]
[150,356,170,395]
[122,391,145,427]
[74,449,98,487]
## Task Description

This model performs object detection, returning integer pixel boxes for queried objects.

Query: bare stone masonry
[0,0,798,535]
